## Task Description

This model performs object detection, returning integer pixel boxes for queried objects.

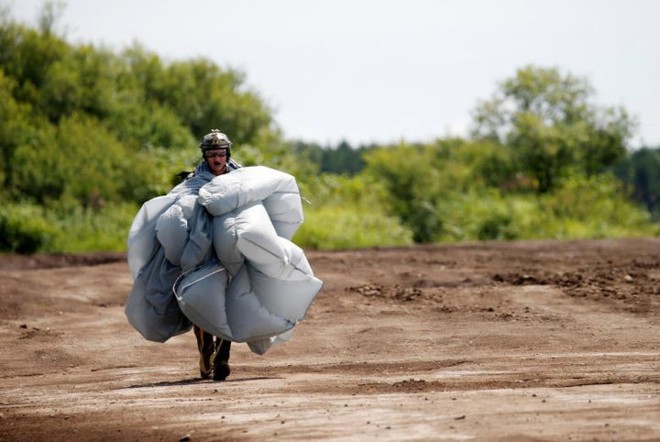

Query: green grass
[294,205,413,250]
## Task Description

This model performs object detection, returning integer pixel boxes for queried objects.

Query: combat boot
[194,325,215,379]
[213,338,232,381]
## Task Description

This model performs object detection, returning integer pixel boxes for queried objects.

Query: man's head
[200,129,232,175]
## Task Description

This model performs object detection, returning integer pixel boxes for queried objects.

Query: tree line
[296,134,660,225]
[0,6,657,253]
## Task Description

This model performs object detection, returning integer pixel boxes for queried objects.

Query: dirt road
[1,238,659,441]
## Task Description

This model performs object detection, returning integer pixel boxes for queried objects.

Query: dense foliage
[0,8,657,253]
[293,140,375,175]
[0,10,297,252]
[471,66,635,193]
[613,147,660,221]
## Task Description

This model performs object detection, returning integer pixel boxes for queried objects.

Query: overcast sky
[5,0,660,147]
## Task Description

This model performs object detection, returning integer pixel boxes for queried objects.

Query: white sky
[5,0,660,147]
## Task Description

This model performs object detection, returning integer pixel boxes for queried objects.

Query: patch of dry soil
[0,238,658,441]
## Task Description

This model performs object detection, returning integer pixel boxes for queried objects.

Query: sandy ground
[0,238,658,441]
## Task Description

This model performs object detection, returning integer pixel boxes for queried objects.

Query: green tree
[0,69,33,197]
[12,114,157,207]
[0,13,69,106]
[471,66,635,192]
[38,44,121,122]
[323,141,363,174]
[364,144,442,242]
[125,47,272,146]
[292,139,375,175]
[614,146,660,221]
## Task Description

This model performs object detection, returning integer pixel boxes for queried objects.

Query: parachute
[125,166,322,355]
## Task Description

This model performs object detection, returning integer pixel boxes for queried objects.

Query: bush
[536,173,658,238]
[435,189,516,242]
[433,174,658,243]
[293,173,413,250]
[0,203,58,253]
[45,201,139,252]
[294,205,413,250]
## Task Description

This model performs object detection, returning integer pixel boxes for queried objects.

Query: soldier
[193,129,239,381]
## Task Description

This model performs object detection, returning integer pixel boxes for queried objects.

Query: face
[204,148,228,176]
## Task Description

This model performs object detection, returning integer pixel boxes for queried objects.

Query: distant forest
[297,139,660,221]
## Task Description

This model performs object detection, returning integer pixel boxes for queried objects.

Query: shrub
[45,201,138,252]
[433,174,658,243]
[294,205,413,250]
[0,203,58,253]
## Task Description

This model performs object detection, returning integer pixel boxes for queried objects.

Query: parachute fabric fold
[127,195,177,280]
[126,165,322,355]
[125,247,192,342]
[199,166,304,235]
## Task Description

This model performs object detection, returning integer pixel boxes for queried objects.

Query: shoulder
[228,159,242,171]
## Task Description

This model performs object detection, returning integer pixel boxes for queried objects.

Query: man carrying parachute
[125,129,323,381]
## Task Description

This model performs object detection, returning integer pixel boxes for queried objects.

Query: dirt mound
[1,238,659,441]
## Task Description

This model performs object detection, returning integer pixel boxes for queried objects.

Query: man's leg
[213,339,232,381]
[194,325,214,379]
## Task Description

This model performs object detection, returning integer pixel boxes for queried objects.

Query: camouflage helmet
[199,129,232,156]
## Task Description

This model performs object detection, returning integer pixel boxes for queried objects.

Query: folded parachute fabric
[125,194,193,342]
[199,166,304,239]
[125,165,322,354]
